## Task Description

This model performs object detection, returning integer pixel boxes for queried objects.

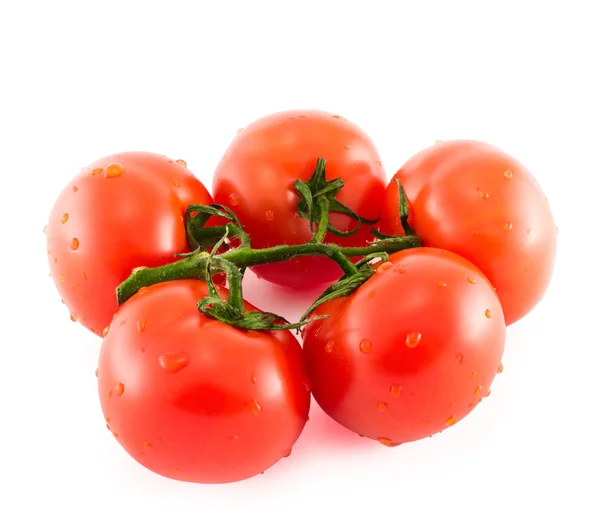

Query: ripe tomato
[213,110,386,288]
[46,152,213,336]
[98,280,310,483]
[378,140,557,325]
[302,248,505,446]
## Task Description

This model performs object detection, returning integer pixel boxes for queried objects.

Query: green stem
[310,196,330,243]
[117,235,421,305]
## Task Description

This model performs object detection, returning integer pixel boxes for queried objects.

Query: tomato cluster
[46,110,556,483]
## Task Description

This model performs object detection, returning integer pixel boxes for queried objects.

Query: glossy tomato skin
[302,248,505,446]
[98,280,310,483]
[213,110,386,288]
[46,152,213,336]
[378,140,557,325]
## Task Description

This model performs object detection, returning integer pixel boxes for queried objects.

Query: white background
[1,1,598,526]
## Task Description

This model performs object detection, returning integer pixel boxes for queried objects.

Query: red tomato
[98,280,310,483]
[302,248,505,446]
[378,140,557,325]
[45,152,213,336]
[213,110,386,288]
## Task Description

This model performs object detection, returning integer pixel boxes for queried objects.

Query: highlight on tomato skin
[302,248,506,447]
[377,139,557,326]
[98,280,311,484]
[212,109,387,289]
[45,152,213,336]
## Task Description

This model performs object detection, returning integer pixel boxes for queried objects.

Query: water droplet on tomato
[53,257,58,263]
[92,167,103,175]
[71,238,79,250]
[70,312,78,322]
[445,415,457,427]
[103,325,110,337]
[469,229,479,235]
[472,371,477,378]
[43,225,48,233]
[455,353,466,364]
[359,339,372,353]
[395,266,406,274]
[171,177,180,187]
[485,309,492,318]
[405,331,422,348]
[82,272,87,280]
[105,163,124,178]
[250,399,262,416]
[434,139,443,145]
[230,435,238,440]
[377,262,393,273]
[497,362,504,374]
[484,388,491,398]
[303,380,311,392]
[144,442,152,449]
[376,160,382,167]
[389,384,402,398]
[113,432,119,438]
[175,159,187,168]
[61,213,69,224]
[229,193,240,206]
[251,372,257,384]
[504,170,513,179]
[377,437,392,446]
[468,402,476,408]
[159,352,190,373]
[437,281,447,287]
[173,467,181,473]
[115,383,124,396]
[467,277,476,284]
[265,210,274,221]
[503,222,513,232]
[108,390,112,398]
[475,386,482,395]
[282,448,292,458]
[377,402,388,411]
[478,189,489,199]
[325,341,335,353]
[344,144,351,150]
[137,320,147,332]
[95,368,99,378]
[59,275,65,281]
[72,185,78,192]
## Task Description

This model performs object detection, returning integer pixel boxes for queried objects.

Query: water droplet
[478,189,489,199]
[377,402,388,411]
[265,210,274,221]
[445,415,457,427]
[376,437,399,447]
[173,467,181,472]
[376,160,382,167]
[53,257,58,263]
[503,222,513,232]
[377,262,393,273]
[504,170,513,179]
[105,163,124,178]
[469,229,479,235]
[485,309,492,318]
[332,115,343,119]
[467,277,476,284]
[139,347,145,353]
[43,225,48,233]
[108,390,112,398]
[434,139,443,145]
[455,353,465,364]
[170,177,179,188]
[61,213,69,224]
[475,386,482,395]
[70,312,78,322]
[497,363,504,374]
[395,266,406,274]
[113,432,119,438]
[115,383,124,396]
[137,320,147,332]
[472,371,477,378]
[389,384,402,398]
[176,313,183,319]
[144,442,152,449]
[103,325,110,337]
[359,339,372,353]
[484,388,491,398]
[468,402,475,408]
[229,193,240,206]
[250,372,257,383]
[59,275,65,281]
[282,448,292,458]
[175,159,187,168]
[72,185,78,192]
[95,368,99,378]
[82,272,87,280]
[230,435,238,440]
[437,281,447,287]
[250,399,262,416]
[344,144,351,150]
[555,226,559,234]
[405,331,422,348]
[159,352,190,373]
[325,341,335,353]
[303,380,311,392]
[132,266,147,274]
[92,167,103,175]
[71,238,79,250]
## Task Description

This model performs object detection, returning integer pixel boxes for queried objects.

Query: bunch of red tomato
[46,110,556,483]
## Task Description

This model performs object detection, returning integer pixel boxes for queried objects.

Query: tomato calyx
[295,158,378,241]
